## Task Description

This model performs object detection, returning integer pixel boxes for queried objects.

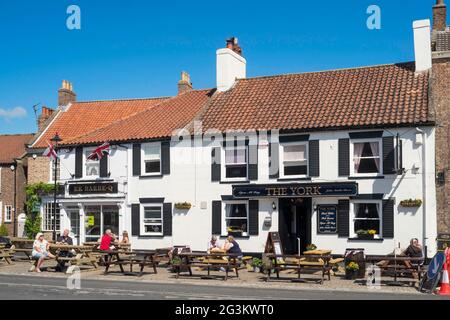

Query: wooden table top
[49,244,91,250]
[365,255,424,262]
[303,250,332,255]
[178,252,241,258]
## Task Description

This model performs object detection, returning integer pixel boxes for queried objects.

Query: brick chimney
[58,80,76,106]
[433,0,447,32]
[37,106,54,131]
[177,71,193,95]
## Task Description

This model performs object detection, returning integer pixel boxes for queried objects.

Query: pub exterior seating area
[1,1,447,293]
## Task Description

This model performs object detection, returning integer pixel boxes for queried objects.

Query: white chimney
[216,37,246,92]
[413,19,432,72]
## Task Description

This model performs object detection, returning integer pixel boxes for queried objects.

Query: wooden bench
[51,245,99,274]
[0,246,14,265]
[264,254,332,284]
[102,250,159,276]
[175,252,241,281]
[365,255,426,283]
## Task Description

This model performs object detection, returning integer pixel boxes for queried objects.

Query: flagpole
[50,133,62,241]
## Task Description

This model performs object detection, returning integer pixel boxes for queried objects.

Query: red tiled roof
[62,89,214,145]
[0,134,34,164]
[32,97,168,148]
[201,63,431,132]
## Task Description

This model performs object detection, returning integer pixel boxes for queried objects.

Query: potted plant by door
[345,261,360,280]
[251,257,263,273]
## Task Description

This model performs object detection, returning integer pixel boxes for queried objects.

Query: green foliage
[0,224,9,237]
[24,183,54,239]
[251,257,263,268]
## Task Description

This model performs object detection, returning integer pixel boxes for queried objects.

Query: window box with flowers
[174,202,192,210]
[400,199,422,208]
[356,229,377,240]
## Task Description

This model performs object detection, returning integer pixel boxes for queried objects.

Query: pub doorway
[279,197,312,254]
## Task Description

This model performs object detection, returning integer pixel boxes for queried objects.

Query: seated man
[207,236,222,253]
[403,238,424,258]
[55,229,74,272]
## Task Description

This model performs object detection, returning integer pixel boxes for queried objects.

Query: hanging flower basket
[400,199,422,208]
[174,202,192,210]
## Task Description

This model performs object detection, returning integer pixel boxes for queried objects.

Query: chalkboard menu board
[317,205,338,234]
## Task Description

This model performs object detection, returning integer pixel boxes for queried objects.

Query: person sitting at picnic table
[99,229,117,251]
[55,229,74,272]
[207,236,222,253]
[119,231,130,244]
[32,233,55,273]
[222,236,242,257]
[403,238,423,258]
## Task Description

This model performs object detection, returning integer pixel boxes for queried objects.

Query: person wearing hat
[32,233,55,272]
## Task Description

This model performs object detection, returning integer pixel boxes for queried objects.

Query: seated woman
[99,229,117,251]
[32,233,55,273]
[403,238,424,258]
[222,236,242,257]
[119,231,131,250]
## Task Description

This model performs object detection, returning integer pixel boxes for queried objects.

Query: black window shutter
[75,146,83,178]
[163,203,172,236]
[132,143,141,176]
[161,141,170,175]
[248,200,259,236]
[338,139,350,176]
[100,154,108,178]
[248,144,258,181]
[269,143,279,179]
[383,136,396,175]
[131,204,140,236]
[337,200,350,238]
[212,201,222,235]
[211,147,221,182]
[382,199,395,238]
[309,140,320,177]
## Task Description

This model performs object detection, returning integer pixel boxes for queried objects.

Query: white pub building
[29,14,444,257]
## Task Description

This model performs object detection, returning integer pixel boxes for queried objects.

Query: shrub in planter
[251,257,263,273]
[356,229,375,240]
[345,261,360,280]
[0,225,8,237]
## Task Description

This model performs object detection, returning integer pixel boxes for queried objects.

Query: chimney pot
[177,71,193,95]
[58,80,76,106]
[37,106,54,132]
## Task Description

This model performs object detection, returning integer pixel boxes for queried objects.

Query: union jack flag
[87,142,110,161]
[43,142,58,161]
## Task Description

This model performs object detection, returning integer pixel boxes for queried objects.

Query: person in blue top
[223,235,242,257]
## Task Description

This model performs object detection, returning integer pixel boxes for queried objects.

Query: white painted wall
[50,126,437,256]
[216,48,246,92]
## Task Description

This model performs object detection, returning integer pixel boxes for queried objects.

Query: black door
[279,198,312,254]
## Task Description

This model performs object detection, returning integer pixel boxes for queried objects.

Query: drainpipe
[417,127,427,258]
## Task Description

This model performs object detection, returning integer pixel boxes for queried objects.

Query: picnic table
[101,249,159,276]
[9,238,35,259]
[47,244,99,274]
[264,253,332,284]
[365,255,426,283]
[174,252,241,281]
[0,245,14,265]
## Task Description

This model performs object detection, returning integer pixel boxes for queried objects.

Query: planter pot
[357,234,374,240]
[253,266,261,273]
[345,270,359,280]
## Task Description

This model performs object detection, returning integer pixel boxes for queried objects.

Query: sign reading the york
[69,183,118,195]
[232,183,358,198]
[317,205,338,234]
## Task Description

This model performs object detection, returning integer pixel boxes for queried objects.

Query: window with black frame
[225,203,248,236]
[354,203,381,236]
[224,146,247,179]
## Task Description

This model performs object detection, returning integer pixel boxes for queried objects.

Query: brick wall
[431,56,450,233]
[28,156,51,185]
[0,162,27,236]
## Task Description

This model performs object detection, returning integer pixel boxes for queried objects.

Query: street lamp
[10,164,16,236]
[50,132,62,241]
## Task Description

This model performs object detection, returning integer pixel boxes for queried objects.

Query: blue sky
[0,0,438,134]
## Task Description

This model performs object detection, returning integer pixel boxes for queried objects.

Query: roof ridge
[238,61,416,82]
[0,133,35,137]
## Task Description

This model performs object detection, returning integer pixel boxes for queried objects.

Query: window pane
[235,148,246,163]
[145,224,162,233]
[145,160,161,173]
[354,142,380,174]
[143,145,160,160]
[86,163,99,176]
[144,207,162,219]
[225,148,246,164]
[354,220,380,234]
[356,203,379,219]
[357,158,380,173]
[226,203,247,218]
[284,164,307,176]
[284,145,306,161]
[226,165,247,178]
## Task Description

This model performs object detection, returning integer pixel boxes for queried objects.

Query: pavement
[0,259,449,300]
